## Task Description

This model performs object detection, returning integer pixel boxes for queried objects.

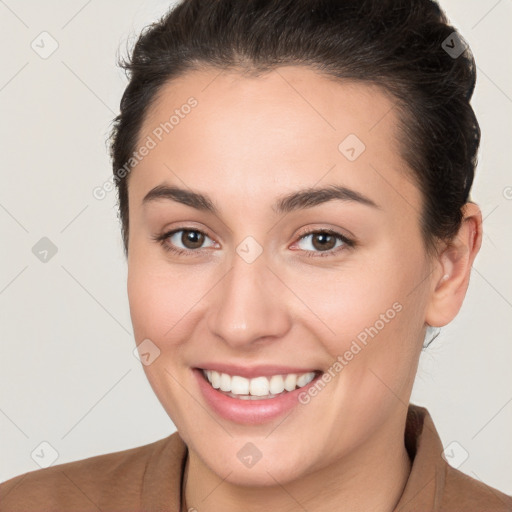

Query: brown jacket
[1,404,511,511]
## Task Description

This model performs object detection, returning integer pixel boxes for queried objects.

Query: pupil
[313,233,335,251]
[183,230,204,249]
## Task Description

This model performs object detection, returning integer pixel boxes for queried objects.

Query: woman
[1,0,510,510]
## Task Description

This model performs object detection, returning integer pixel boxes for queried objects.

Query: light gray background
[1,0,511,496]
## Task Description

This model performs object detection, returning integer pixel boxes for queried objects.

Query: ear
[425,202,483,327]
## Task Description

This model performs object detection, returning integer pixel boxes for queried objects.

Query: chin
[190,436,318,488]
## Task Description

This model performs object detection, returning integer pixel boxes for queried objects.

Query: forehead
[129,66,420,216]
[139,66,400,154]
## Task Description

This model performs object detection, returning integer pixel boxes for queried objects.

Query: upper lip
[196,363,321,379]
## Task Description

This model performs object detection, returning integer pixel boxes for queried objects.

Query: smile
[201,369,318,400]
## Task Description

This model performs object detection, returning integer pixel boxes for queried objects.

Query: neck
[182,411,413,512]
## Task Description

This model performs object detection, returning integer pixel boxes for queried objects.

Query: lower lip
[193,368,322,425]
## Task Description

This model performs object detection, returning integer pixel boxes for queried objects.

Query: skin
[126,66,482,512]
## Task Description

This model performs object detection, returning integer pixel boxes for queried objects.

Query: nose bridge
[207,249,291,347]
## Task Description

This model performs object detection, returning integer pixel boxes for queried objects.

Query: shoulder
[0,434,175,512]
[404,404,512,511]
[441,463,512,511]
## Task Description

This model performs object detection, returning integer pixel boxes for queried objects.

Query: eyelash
[152,227,355,259]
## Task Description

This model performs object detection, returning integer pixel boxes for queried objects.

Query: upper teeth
[203,370,316,396]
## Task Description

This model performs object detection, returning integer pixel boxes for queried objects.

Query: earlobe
[425,202,483,327]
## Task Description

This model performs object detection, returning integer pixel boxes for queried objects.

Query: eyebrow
[142,183,379,214]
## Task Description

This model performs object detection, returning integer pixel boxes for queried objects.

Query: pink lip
[195,363,320,379]
[192,368,322,425]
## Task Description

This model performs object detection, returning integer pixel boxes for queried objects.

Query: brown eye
[181,230,205,249]
[311,232,337,251]
[157,228,218,255]
[294,229,354,257]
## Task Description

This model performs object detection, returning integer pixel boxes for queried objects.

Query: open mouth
[200,368,322,400]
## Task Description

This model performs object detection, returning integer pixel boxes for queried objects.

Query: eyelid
[296,225,355,244]
[290,227,355,256]
[151,225,218,257]
[294,223,355,242]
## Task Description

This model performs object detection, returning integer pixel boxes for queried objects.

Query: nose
[206,252,292,349]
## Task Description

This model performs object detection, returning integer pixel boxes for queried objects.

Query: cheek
[288,257,411,348]
[127,272,167,343]
[290,246,427,391]
[127,262,202,428]
[127,258,208,344]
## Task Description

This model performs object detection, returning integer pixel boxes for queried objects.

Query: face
[126,66,434,486]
